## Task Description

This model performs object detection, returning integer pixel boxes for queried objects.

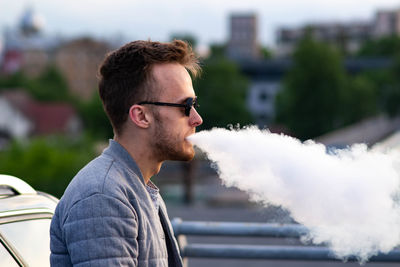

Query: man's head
[98,40,202,162]
[98,40,200,136]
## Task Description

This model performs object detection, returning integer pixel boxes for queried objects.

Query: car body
[0,174,58,267]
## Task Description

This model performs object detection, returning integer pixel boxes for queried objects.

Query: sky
[1,0,400,48]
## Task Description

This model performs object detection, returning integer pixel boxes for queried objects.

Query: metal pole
[172,219,308,238]
[182,161,196,204]
[182,244,400,262]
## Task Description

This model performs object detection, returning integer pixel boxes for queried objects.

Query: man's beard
[152,113,195,162]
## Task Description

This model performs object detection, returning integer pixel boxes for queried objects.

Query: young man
[50,40,203,266]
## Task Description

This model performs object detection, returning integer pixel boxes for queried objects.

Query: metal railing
[171,218,400,264]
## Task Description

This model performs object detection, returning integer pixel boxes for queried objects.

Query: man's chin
[184,150,195,161]
[171,147,195,161]
[180,148,195,161]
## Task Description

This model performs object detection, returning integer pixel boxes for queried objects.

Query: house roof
[29,103,76,135]
[315,115,400,148]
[373,130,400,151]
[1,90,78,135]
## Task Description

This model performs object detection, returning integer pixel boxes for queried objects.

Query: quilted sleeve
[63,193,138,266]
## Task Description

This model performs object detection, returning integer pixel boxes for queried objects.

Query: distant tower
[19,7,45,36]
[1,7,49,75]
[227,13,260,60]
[372,9,400,38]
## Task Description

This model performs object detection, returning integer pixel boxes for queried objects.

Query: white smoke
[188,126,400,263]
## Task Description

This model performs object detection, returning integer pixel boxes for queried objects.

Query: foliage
[0,72,29,89]
[356,36,400,116]
[0,137,95,198]
[381,55,400,116]
[0,65,72,102]
[170,34,198,48]
[274,37,378,139]
[275,35,400,139]
[357,35,400,57]
[260,46,272,59]
[29,65,71,102]
[77,93,114,140]
[343,75,378,123]
[207,44,227,60]
[194,56,253,130]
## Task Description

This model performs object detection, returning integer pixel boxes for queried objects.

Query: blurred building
[224,11,396,126]
[1,7,113,100]
[372,9,400,38]
[276,8,400,57]
[238,59,289,125]
[239,58,392,127]
[227,13,260,60]
[1,7,59,76]
[55,38,111,100]
[276,21,372,57]
[0,90,82,139]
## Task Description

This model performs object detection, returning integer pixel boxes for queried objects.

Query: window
[0,218,52,267]
[259,91,269,102]
[0,242,18,266]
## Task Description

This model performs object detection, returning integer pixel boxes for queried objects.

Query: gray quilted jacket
[50,140,183,267]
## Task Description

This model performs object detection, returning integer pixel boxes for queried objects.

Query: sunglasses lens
[184,98,192,116]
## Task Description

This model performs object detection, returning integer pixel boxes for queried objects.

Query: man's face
[149,63,203,162]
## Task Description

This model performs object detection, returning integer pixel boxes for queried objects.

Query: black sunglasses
[137,97,199,116]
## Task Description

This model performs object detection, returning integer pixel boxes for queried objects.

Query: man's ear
[128,105,151,128]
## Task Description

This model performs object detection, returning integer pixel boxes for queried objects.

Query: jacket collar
[103,139,145,185]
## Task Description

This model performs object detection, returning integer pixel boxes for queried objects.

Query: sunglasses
[137,97,199,116]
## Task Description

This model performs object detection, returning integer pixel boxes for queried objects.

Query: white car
[0,174,58,267]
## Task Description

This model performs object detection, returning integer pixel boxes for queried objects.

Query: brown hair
[98,40,200,135]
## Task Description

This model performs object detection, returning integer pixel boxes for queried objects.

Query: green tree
[170,34,197,48]
[261,46,272,59]
[207,43,227,60]
[78,93,113,140]
[0,137,95,198]
[382,55,400,116]
[357,35,400,57]
[194,57,253,130]
[0,71,29,90]
[356,36,400,116]
[343,74,378,123]
[275,37,348,139]
[28,65,71,102]
[0,65,72,102]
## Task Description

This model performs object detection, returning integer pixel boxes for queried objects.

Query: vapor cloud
[189,127,400,262]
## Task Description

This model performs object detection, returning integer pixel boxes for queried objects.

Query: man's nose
[189,108,203,127]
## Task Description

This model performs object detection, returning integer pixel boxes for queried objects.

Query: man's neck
[114,136,162,184]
